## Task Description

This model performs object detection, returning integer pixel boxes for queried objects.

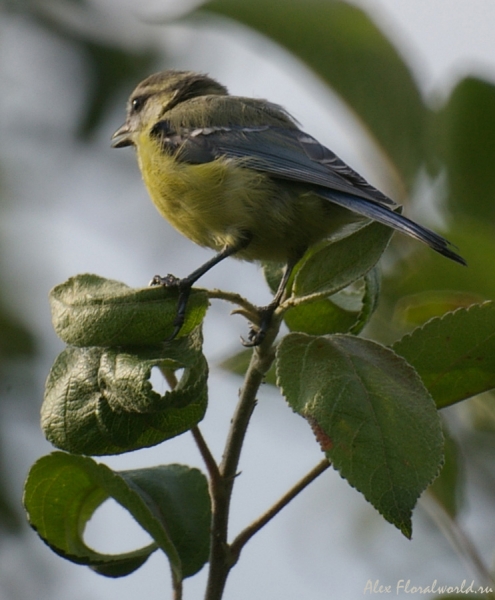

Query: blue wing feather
[151,122,465,265]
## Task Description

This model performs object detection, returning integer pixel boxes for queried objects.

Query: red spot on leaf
[306,416,333,452]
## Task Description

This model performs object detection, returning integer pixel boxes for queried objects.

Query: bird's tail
[318,189,466,266]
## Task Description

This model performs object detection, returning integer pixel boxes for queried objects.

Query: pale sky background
[2,1,495,599]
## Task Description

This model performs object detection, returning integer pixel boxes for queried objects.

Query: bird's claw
[165,322,183,342]
[149,274,192,341]
[149,274,180,287]
[240,304,277,347]
[241,325,266,347]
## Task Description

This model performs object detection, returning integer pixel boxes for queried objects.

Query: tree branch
[191,425,221,485]
[204,316,281,600]
[207,289,260,323]
[160,366,221,487]
[230,459,331,562]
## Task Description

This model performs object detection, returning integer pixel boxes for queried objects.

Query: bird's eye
[130,95,148,114]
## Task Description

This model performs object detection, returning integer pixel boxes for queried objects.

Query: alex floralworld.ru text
[364,579,494,595]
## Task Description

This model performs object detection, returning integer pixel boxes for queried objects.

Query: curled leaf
[50,274,208,347]
[42,332,208,455]
[23,453,210,581]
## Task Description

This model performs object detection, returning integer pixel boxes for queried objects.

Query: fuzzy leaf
[392,303,495,408]
[50,274,208,347]
[284,267,381,336]
[291,220,392,300]
[42,332,208,455]
[276,333,443,537]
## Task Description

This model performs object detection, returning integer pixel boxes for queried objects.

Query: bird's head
[111,70,228,148]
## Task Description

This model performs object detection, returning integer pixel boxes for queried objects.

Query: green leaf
[428,427,463,519]
[276,333,443,537]
[201,0,427,186]
[392,302,495,408]
[42,332,208,455]
[291,220,393,299]
[23,453,210,581]
[284,271,380,336]
[261,223,388,337]
[50,274,209,347]
[436,77,495,224]
[221,270,380,379]
[118,466,210,578]
[262,261,285,296]
[349,267,381,334]
[284,292,361,336]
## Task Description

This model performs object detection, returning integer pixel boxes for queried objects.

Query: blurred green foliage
[3,0,495,595]
[202,0,428,189]
[436,77,495,224]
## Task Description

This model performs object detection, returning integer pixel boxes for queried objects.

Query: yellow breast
[135,132,275,252]
[133,131,359,263]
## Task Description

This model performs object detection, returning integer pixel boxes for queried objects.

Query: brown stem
[160,367,178,390]
[172,572,183,600]
[230,459,330,563]
[204,319,280,600]
[191,425,221,485]
[207,289,259,315]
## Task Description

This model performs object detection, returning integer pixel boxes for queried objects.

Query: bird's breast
[136,133,274,252]
[134,132,362,262]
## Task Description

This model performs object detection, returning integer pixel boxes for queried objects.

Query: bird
[112,69,465,345]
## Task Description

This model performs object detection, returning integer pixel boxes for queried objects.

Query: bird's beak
[111,123,133,148]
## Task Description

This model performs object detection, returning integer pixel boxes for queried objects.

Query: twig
[191,426,221,484]
[159,366,221,486]
[204,316,281,600]
[160,366,178,390]
[207,289,259,314]
[230,459,330,562]
[172,572,183,600]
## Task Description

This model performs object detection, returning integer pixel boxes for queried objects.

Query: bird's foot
[149,274,192,341]
[149,273,181,288]
[241,305,276,347]
[241,326,265,348]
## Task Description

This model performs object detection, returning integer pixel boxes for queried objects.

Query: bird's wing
[151,122,465,264]
[151,122,394,205]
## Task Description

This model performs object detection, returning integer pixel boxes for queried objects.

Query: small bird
[112,70,465,345]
